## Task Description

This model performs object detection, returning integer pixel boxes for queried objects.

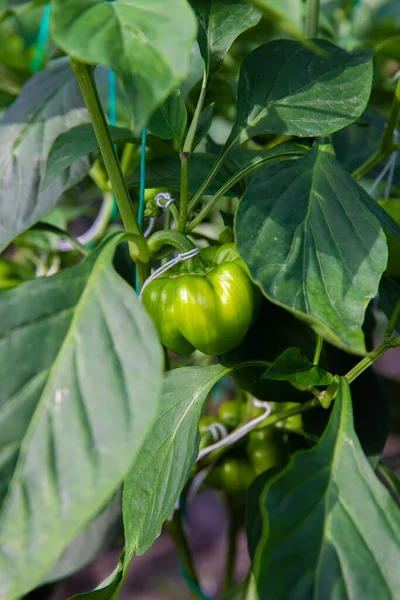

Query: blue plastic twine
[31,3,51,73]
[108,68,120,222]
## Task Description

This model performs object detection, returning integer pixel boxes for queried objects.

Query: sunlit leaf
[0,234,163,598]
[252,378,400,599]
[235,142,387,353]
[51,0,197,133]
[226,39,373,148]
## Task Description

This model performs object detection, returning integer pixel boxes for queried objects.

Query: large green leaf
[226,39,373,148]
[0,58,93,251]
[43,124,134,189]
[148,89,187,148]
[0,235,163,599]
[123,364,228,558]
[235,142,388,353]
[192,0,261,76]
[51,0,197,133]
[252,378,400,599]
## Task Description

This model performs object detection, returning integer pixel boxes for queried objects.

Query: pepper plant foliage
[1,0,400,598]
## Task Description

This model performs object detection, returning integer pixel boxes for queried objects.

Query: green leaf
[226,39,373,148]
[262,347,334,386]
[148,89,187,148]
[127,152,240,196]
[378,465,400,505]
[51,0,197,133]
[193,102,214,149]
[0,58,93,251]
[68,556,125,599]
[253,378,400,599]
[123,364,228,558]
[0,234,163,598]
[42,493,121,585]
[43,123,134,189]
[192,0,261,76]
[248,0,302,31]
[235,142,388,353]
[379,275,400,334]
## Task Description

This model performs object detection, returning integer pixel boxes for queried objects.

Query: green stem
[166,513,203,600]
[313,335,323,365]
[188,145,232,214]
[352,76,400,181]
[187,149,304,232]
[345,340,390,384]
[305,0,320,38]
[179,153,189,232]
[147,230,197,255]
[120,142,136,177]
[386,297,400,338]
[351,149,386,181]
[184,71,208,156]
[179,71,208,232]
[70,59,146,262]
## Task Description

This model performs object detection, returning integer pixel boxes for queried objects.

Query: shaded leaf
[51,0,197,133]
[220,300,319,403]
[0,58,92,251]
[379,275,400,334]
[226,39,373,148]
[0,235,163,598]
[127,152,240,196]
[193,102,214,149]
[248,0,302,31]
[148,90,187,147]
[192,0,261,76]
[235,142,388,353]
[253,378,400,599]
[123,364,229,557]
[262,347,334,386]
[43,124,134,189]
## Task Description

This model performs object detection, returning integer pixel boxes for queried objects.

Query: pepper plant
[1,0,400,599]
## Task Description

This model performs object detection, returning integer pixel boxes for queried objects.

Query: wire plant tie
[139,248,200,300]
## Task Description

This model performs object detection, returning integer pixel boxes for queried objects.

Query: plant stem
[313,335,323,365]
[179,152,189,232]
[166,513,203,600]
[223,503,240,593]
[70,59,146,262]
[179,71,208,232]
[305,0,320,38]
[352,76,400,181]
[184,71,208,156]
[351,149,386,181]
[187,149,304,232]
[120,142,136,177]
[345,341,390,384]
[385,297,400,338]
[188,145,232,214]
